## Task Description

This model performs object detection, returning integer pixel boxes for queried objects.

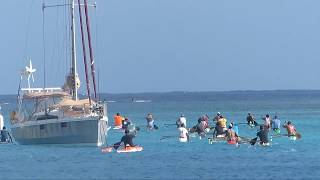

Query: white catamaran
[10,0,108,146]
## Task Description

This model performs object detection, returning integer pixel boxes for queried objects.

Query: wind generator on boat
[10,0,109,146]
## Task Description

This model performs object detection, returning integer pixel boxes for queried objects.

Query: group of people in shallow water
[110,111,300,149]
[177,112,299,145]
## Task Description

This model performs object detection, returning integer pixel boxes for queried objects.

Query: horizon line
[1,88,320,96]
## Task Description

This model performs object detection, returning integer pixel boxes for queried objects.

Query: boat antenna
[84,0,98,99]
[42,2,46,90]
[42,1,48,115]
[77,0,91,105]
[97,67,100,100]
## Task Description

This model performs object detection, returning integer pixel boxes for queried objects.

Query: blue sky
[1,0,320,95]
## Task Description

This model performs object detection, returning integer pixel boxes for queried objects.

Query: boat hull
[11,117,108,146]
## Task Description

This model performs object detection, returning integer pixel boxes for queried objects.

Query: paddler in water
[271,115,281,134]
[283,121,297,137]
[176,114,187,128]
[146,113,158,130]
[122,117,131,130]
[146,113,154,128]
[178,124,189,142]
[262,114,271,130]
[1,127,12,143]
[213,114,227,137]
[120,129,136,147]
[200,114,210,129]
[256,125,269,146]
[114,113,123,127]
[190,119,206,138]
[213,112,221,122]
[246,112,258,127]
[230,122,239,135]
[226,124,240,144]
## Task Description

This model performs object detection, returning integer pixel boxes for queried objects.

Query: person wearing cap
[246,112,258,126]
[283,121,296,136]
[271,116,281,134]
[122,117,131,130]
[178,124,189,142]
[120,129,136,147]
[256,125,269,145]
[213,112,221,123]
[114,113,123,127]
[176,114,187,128]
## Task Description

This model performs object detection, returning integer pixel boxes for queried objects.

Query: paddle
[154,124,159,130]
[271,133,287,138]
[160,135,176,140]
[271,133,302,140]
[164,123,177,126]
[112,141,122,150]
[239,136,252,142]
[238,122,261,127]
[250,137,258,145]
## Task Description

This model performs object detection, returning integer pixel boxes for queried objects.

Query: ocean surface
[0,90,319,179]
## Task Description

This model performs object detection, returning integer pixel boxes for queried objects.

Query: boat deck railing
[20,87,62,92]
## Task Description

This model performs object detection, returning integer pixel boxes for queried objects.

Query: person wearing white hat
[176,114,187,128]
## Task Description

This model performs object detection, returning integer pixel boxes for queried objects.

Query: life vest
[264,118,271,128]
[288,125,296,135]
[227,129,236,141]
[218,118,227,128]
[114,115,123,126]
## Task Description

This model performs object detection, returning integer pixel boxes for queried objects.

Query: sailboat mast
[70,0,79,100]
[77,0,92,104]
[84,0,97,99]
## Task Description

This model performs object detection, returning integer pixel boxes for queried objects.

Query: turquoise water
[0,91,319,179]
